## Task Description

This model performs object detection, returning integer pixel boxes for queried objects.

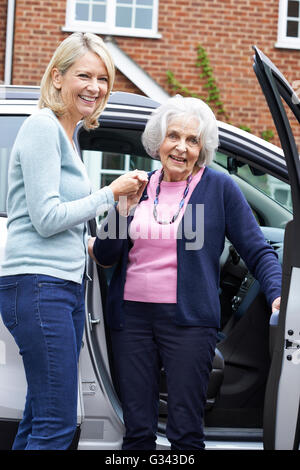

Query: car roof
[0,85,40,100]
[0,85,159,121]
[0,85,159,108]
[0,85,287,182]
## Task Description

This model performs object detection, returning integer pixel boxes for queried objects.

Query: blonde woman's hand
[109,170,148,201]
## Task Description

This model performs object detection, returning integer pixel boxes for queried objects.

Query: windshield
[0,115,27,213]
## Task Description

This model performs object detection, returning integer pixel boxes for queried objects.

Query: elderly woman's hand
[88,237,98,263]
[109,170,148,201]
[272,296,281,313]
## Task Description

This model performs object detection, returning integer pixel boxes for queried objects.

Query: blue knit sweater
[1,108,114,283]
[93,167,282,329]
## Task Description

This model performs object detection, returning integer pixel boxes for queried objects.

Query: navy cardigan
[93,167,282,330]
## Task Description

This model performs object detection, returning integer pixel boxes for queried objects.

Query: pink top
[123,167,205,303]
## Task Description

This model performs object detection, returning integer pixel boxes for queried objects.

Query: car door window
[214,151,293,213]
[0,116,27,214]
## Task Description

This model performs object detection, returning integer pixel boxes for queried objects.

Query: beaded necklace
[153,170,193,225]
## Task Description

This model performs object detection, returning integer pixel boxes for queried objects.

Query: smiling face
[51,50,109,133]
[159,116,202,182]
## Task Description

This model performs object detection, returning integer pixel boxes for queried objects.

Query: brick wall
[114,0,300,146]
[1,0,299,146]
[0,0,7,83]
[12,0,69,84]
[114,70,145,95]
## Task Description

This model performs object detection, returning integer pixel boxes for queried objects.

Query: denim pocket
[0,282,18,330]
[37,276,70,288]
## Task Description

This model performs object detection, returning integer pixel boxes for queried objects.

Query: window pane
[136,0,153,5]
[92,4,106,21]
[116,6,132,27]
[288,0,299,17]
[101,173,119,188]
[287,20,299,36]
[135,8,152,29]
[130,155,152,171]
[274,187,289,205]
[76,3,89,20]
[102,153,125,170]
[117,0,133,4]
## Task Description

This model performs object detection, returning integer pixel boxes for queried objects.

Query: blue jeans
[111,301,218,450]
[0,274,85,450]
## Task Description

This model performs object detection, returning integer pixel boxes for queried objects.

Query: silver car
[0,47,299,451]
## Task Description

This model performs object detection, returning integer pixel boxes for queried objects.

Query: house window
[276,0,300,49]
[63,0,161,38]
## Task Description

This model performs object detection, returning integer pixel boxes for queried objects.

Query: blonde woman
[0,32,147,450]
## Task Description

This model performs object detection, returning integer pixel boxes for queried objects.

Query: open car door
[253,46,300,450]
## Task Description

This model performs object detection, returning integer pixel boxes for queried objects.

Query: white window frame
[63,0,161,39]
[276,0,300,49]
[83,149,160,203]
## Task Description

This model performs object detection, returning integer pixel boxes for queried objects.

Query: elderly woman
[89,95,282,450]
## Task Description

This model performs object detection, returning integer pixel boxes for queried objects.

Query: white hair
[142,95,219,166]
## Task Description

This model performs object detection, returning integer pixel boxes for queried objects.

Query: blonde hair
[39,32,115,129]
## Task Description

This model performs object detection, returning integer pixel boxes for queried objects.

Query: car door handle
[88,313,100,331]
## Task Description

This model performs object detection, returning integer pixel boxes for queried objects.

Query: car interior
[78,123,292,440]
